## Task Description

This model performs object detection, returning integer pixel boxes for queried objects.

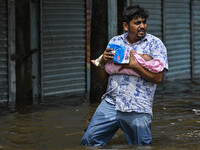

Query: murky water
[0,79,200,150]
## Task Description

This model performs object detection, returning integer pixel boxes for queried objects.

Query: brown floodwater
[0,79,199,150]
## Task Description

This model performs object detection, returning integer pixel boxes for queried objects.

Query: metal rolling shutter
[165,0,191,79]
[41,0,86,96]
[193,0,200,78]
[0,0,8,102]
[133,0,162,39]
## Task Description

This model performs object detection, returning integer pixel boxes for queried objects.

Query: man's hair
[123,5,149,24]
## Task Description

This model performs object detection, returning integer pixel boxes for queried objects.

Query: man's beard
[137,34,145,39]
[137,29,146,39]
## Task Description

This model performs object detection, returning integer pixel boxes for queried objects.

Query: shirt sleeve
[149,38,169,71]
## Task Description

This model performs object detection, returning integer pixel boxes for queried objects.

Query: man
[81,5,168,146]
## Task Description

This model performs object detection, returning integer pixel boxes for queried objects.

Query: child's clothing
[92,53,164,76]
[105,53,164,76]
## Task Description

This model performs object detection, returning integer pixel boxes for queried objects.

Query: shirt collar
[121,32,148,46]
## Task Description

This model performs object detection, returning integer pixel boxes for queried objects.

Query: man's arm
[97,67,108,81]
[120,52,164,84]
[133,64,164,84]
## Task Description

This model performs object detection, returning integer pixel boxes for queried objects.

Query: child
[91,51,164,77]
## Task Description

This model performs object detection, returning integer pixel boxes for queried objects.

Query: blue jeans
[81,100,152,146]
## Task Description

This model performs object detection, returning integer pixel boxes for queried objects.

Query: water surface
[0,79,199,150]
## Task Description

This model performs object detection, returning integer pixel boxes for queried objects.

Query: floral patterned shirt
[101,32,168,117]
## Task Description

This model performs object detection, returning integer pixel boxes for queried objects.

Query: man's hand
[128,51,140,69]
[100,48,115,67]
[97,48,115,81]
[118,50,138,72]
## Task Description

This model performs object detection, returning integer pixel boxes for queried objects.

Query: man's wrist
[99,62,105,69]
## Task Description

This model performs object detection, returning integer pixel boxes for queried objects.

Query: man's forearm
[133,64,164,84]
[97,67,108,81]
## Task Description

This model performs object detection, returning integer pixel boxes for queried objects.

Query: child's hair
[123,5,149,24]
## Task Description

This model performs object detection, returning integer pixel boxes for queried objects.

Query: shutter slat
[0,0,8,102]
[165,0,191,79]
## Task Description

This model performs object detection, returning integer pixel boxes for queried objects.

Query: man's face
[123,17,147,43]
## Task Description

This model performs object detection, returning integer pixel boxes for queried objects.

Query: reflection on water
[151,79,200,150]
[0,79,200,150]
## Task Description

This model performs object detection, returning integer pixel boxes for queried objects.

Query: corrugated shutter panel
[0,0,8,102]
[41,0,86,96]
[193,0,200,78]
[132,0,162,39]
[165,0,191,79]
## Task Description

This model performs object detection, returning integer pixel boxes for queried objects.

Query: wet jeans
[81,99,152,146]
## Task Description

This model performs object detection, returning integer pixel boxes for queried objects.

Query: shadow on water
[0,79,200,150]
